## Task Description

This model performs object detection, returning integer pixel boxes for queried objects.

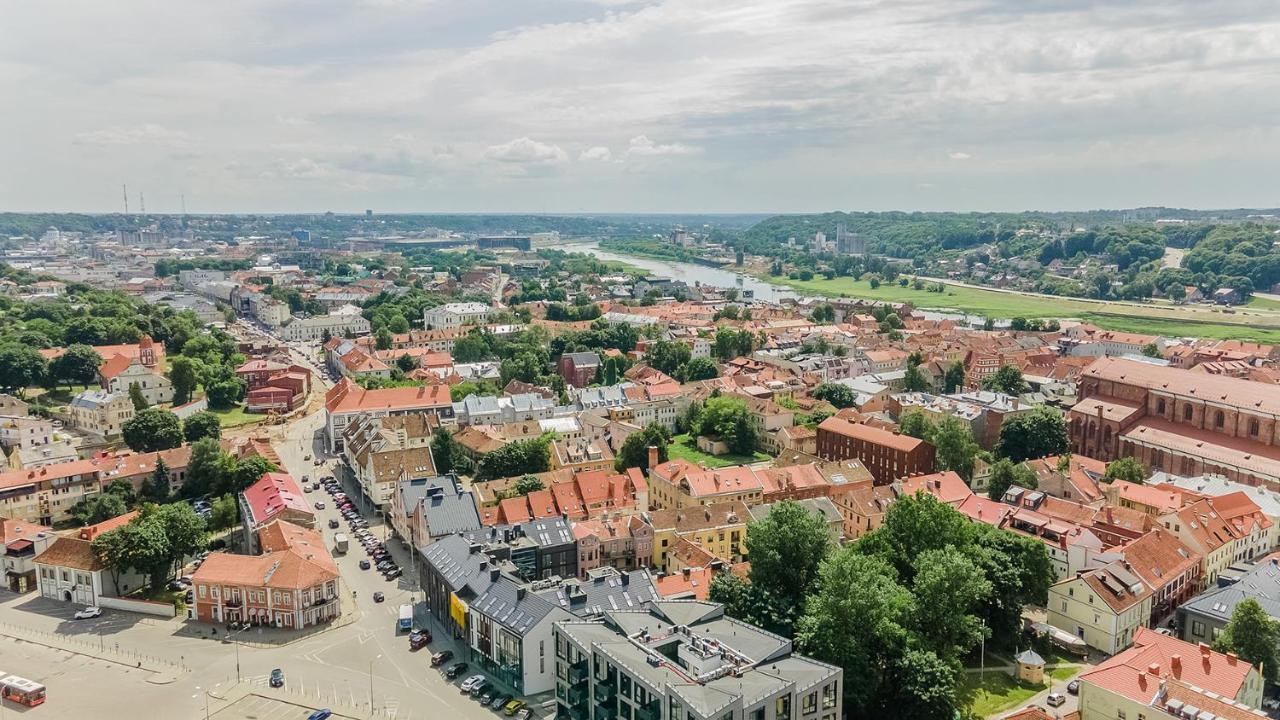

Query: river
[545,241,802,302]
[545,241,994,325]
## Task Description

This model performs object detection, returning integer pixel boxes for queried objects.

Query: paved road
[0,405,517,720]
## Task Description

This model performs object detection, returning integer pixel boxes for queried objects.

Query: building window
[1214,410,1225,428]
[777,695,792,720]
[1192,620,1205,637]
[1249,419,1260,436]
[1183,405,1193,421]
[1156,398,1166,415]
[803,692,817,714]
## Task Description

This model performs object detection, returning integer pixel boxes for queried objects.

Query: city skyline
[5,0,1280,213]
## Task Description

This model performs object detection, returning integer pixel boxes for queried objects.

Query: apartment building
[423,302,493,330]
[646,460,765,510]
[815,416,935,484]
[554,600,841,720]
[1046,559,1152,655]
[65,390,134,438]
[191,519,340,628]
[324,378,453,452]
[1076,628,1264,719]
[645,502,750,571]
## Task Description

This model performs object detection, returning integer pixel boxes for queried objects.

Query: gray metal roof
[539,567,660,617]
[564,351,601,367]
[400,475,481,537]
[1182,559,1280,622]
[460,516,575,549]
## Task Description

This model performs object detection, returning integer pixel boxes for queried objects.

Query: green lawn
[211,405,268,429]
[957,671,1048,718]
[761,274,1280,343]
[1048,664,1081,682]
[667,434,771,468]
[28,383,95,406]
[1248,295,1280,311]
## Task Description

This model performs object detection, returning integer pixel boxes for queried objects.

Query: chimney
[1198,642,1211,656]
[1171,654,1181,673]
[682,567,691,578]
[490,568,500,581]
[621,572,630,586]
[1147,662,1160,676]
[1227,652,1238,664]
[517,586,526,600]
[648,446,658,468]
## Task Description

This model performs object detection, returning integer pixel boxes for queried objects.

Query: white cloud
[579,145,613,162]
[625,135,700,157]
[483,137,569,166]
[8,0,1280,211]
[74,123,189,147]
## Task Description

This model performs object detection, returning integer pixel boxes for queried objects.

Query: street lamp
[369,654,381,710]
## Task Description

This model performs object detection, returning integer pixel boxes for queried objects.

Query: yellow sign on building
[450,592,467,629]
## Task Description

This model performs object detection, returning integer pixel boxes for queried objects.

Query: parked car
[409,632,429,650]
[459,674,485,692]
[269,668,284,687]
[431,650,454,667]
[307,710,333,720]
[74,606,102,619]
[372,591,385,603]
[491,694,512,710]
[1046,692,1066,708]
[503,700,527,716]
[384,568,403,580]
[479,689,496,705]
[514,709,531,720]
[1067,679,1080,695]
[445,662,469,679]
[470,680,492,698]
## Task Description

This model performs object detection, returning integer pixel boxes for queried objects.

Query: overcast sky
[5,0,1280,214]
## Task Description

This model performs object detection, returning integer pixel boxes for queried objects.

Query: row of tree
[711,495,1054,719]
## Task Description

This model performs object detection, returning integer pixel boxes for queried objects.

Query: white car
[74,606,102,619]
[460,675,486,693]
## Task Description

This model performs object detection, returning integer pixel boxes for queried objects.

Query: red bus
[1,674,46,707]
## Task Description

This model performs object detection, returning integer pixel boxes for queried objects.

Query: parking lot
[212,693,361,720]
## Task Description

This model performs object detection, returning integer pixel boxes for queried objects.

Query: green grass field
[957,671,1048,717]
[667,434,771,468]
[1247,295,1280,311]
[762,274,1280,343]
[211,404,268,429]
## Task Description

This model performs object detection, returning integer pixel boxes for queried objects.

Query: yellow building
[1077,628,1263,720]
[1160,498,1246,589]
[645,501,750,570]
[1046,560,1152,655]
[646,460,764,510]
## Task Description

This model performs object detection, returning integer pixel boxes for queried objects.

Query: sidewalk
[0,619,188,684]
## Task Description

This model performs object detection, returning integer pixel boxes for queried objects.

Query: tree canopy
[997,406,1069,462]
[122,408,183,453]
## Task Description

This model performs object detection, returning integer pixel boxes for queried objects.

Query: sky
[4,0,1280,214]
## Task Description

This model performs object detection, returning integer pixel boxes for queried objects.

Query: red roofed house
[815,415,936,484]
[34,534,147,605]
[1076,627,1263,718]
[191,519,340,628]
[1047,559,1153,654]
[76,510,141,542]
[573,514,653,578]
[324,378,454,452]
[239,472,314,554]
[2,517,54,592]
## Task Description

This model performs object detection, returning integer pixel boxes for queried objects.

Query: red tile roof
[77,510,140,541]
[1079,627,1256,704]
[34,537,104,571]
[817,416,928,453]
[1083,356,1280,415]
[242,472,311,526]
[325,377,451,414]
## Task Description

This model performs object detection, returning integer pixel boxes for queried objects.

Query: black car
[269,668,284,687]
[359,559,371,570]
[372,591,385,603]
[328,519,340,529]
[491,694,513,710]
[431,650,454,667]
[479,689,496,705]
[445,662,469,679]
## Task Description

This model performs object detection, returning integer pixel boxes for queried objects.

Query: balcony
[593,682,616,703]
[224,597,243,608]
[636,700,661,720]
[567,659,589,684]
[565,685,589,706]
